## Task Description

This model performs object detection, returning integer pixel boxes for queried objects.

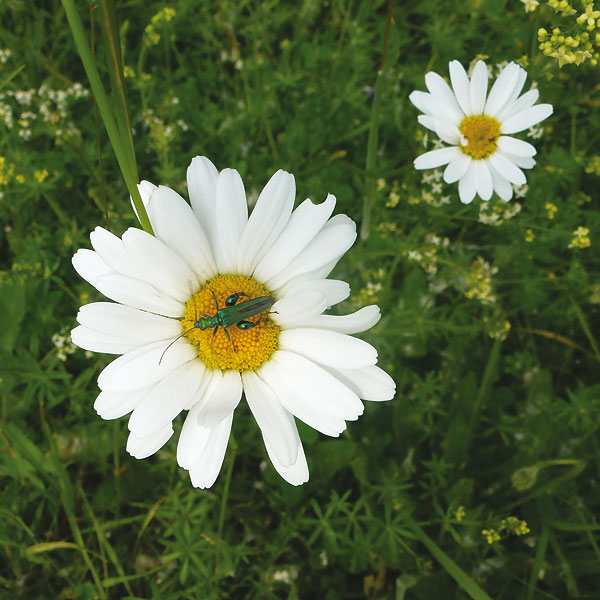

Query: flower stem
[215,433,237,578]
[360,0,393,241]
[61,0,153,235]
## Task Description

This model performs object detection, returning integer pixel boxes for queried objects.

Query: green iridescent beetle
[159,291,276,364]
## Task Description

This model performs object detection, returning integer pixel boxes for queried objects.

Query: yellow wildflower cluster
[525,229,536,242]
[549,0,577,15]
[464,257,498,305]
[538,1,600,66]
[545,202,558,219]
[355,268,386,305]
[568,226,591,248]
[375,222,398,236]
[0,156,15,184]
[483,312,512,340]
[482,528,501,544]
[585,155,600,174]
[144,7,176,46]
[34,169,48,183]
[589,283,600,303]
[454,506,466,522]
[0,158,50,186]
[482,517,530,544]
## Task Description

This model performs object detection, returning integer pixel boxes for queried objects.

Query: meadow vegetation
[0,0,599,598]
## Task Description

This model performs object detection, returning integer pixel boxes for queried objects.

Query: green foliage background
[1,0,599,598]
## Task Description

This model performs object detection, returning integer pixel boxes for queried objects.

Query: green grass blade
[61,0,153,235]
[411,524,493,600]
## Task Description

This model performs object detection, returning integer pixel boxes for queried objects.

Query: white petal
[449,60,472,115]
[270,350,363,421]
[425,71,463,118]
[414,146,461,170]
[488,162,514,201]
[497,136,536,157]
[188,412,233,489]
[265,214,356,290]
[409,90,430,114]
[176,369,224,468]
[97,339,197,392]
[409,90,462,125]
[77,302,180,343]
[326,365,396,402]
[496,89,538,122]
[488,153,527,185]
[458,166,477,204]
[121,228,196,301]
[237,170,296,273]
[194,369,242,428]
[474,160,493,201]
[148,185,217,281]
[253,194,336,284]
[469,61,488,115]
[187,156,219,246]
[90,227,140,280]
[214,168,248,273]
[484,62,523,117]
[279,328,377,369]
[264,430,308,486]
[501,104,553,134]
[94,274,184,318]
[503,153,535,169]
[127,360,205,437]
[72,249,111,287]
[432,118,462,145]
[504,68,528,109]
[297,257,340,283]
[258,361,347,437]
[242,371,299,468]
[443,153,471,183]
[94,386,152,420]
[271,291,329,328]
[71,325,139,354]
[304,305,381,334]
[278,278,350,308]
[126,424,173,459]
[131,180,156,225]
[417,114,438,134]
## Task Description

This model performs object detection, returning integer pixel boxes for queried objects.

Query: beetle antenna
[159,326,195,365]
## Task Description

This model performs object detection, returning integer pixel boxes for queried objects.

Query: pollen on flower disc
[182,274,279,371]
[459,115,501,159]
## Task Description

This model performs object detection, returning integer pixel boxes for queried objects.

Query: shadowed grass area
[1,0,599,598]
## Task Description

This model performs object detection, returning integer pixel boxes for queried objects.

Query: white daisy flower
[71,156,395,488]
[409,60,553,204]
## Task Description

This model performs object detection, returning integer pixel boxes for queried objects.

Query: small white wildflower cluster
[478,199,523,226]
[0,82,88,140]
[139,108,189,155]
[406,233,450,276]
[0,48,11,64]
[52,331,77,362]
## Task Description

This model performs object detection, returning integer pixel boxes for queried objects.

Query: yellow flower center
[182,274,279,371]
[459,115,501,159]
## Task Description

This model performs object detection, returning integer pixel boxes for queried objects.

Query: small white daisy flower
[409,60,553,204]
[71,156,395,488]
